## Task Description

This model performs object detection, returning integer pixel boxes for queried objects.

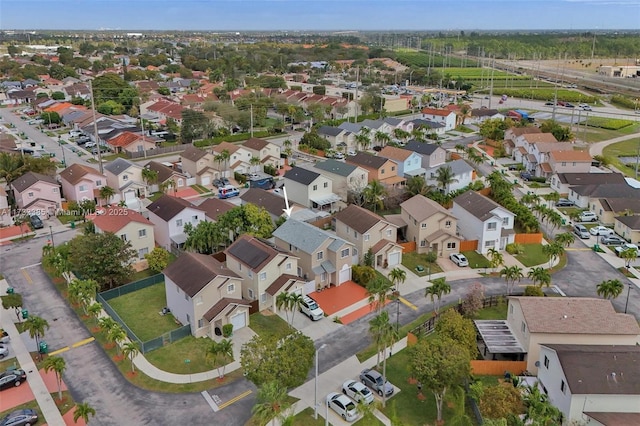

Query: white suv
[299,296,324,321]
[579,211,598,222]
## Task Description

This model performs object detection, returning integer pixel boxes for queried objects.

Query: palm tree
[522,382,562,425]
[98,316,117,333]
[24,315,49,352]
[554,232,575,248]
[275,292,292,325]
[216,149,231,178]
[527,267,551,288]
[73,402,96,425]
[367,275,394,313]
[521,192,541,207]
[98,185,115,206]
[388,267,406,292]
[543,191,560,208]
[406,175,433,196]
[288,293,303,326]
[374,130,391,147]
[87,302,102,323]
[122,341,139,373]
[596,279,624,300]
[355,133,370,151]
[542,242,565,268]
[487,248,504,272]
[393,128,410,143]
[250,156,261,173]
[252,381,291,426]
[500,265,524,295]
[207,339,234,379]
[107,324,127,356]
[43,355,66,401]
[368,311,398,408]
[424,277,451,314]
[362,180,387,213]
[434,165,458,193]
[620,247,638,269]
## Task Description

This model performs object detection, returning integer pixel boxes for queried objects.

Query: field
[602,138,640,177]
[394,50,478,68]
[585,117,635,130]
[485,88,598,103]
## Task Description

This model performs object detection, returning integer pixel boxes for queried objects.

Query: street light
[314,343,327,420]
[624,283,634,314]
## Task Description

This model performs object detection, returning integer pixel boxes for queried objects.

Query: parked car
[218,185,240,199]
[579,104,592,111]
[0,331,9,344]
[29,215,43,230]
[247,173,260,180]
[299,296,324,321]
[589,226,614,236]
[326,392,358,422]
[564,103,575,108]
[573,224,590,239]
[360,368,394,397]
[0,345,7,359]
[615,243,640,257]
[601,235,627,246]
[347,150,357,156]
[84,142,96,148]
[212,178,223,188]
[342,380,374,404]
[520,171,534,181]
[334,152,345,160]
[555,199,575,207]
[0,369,26,389]
[0,408,38,426]
[544,101,555,106]
[220,177,230,186]
[578,211,598,222]
[449,253,469,267]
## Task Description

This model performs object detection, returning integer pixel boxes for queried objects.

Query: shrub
[505,243,525,255]
[610,94,637,110]
[524,285,544,297]
[351,265,376,286]
[222,324,233,337]
[234,172,247,184]
[263,164,278,176]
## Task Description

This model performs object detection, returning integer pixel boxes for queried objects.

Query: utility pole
[551,53,561,121]
[354,66,359,123]
[488,57,495,109]
[89,80,104,174]
[140,114,147,159]
[250,104,254,137]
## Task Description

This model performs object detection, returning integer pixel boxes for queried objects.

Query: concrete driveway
[0,229,256,426]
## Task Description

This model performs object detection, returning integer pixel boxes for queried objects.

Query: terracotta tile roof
[163,252,239,297]
[421,107,453,117]
[108,131,142,148]
[203,297,250,322]
[92,207,152,233]
[59,163,103,185]
[511,297,640,335]
[539,162,552,173]
[549,150,592,162]
[335,204,385,234]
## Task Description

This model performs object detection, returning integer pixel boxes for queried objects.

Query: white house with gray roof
[317,126,355,150]
[310,159,368,202]
[273,219,355,290]
[425,159,475,194]
[452,190,515,254]
[283,166,341,211]
[103,157,148,209]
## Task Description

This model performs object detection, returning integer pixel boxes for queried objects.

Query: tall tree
[42,355,66,401]
[362,180,387,213]
[24,315,49,352]
[487,248,504,272]
[1,293,23,322]
[367,275,394,313]
[406,176,432,196]
[424,277,451,314]
[542,242,564,268]
[388,267,406,292]
[435,309,478,358]
[527,267,551,288]
[499,265,524,295]
[554,232,575,248]
[98,186,116,206]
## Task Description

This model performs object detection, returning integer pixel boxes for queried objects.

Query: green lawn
[249,313,292,340]
[514,244,549,267]
[462,251,491,269]
[401,252,443,277]
[602,137,640,177]
[473,302,508,320]
[144,336,215,374]
[107,282,180,341]
[56,213,84,224]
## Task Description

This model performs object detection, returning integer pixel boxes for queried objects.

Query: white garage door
[388,252,401,266]
[338,265,351,284]
[230,312,246,330]
[201,176,210,186]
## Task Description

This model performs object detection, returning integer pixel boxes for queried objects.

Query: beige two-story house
[242,137,282,169]
[92,207,155,265]
[311,160,368,203]
[180,145,219,187]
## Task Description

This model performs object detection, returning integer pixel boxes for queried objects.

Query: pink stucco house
[10,172,62,217]
[59,163,106,203]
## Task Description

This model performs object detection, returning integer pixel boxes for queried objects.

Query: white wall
[164,277,195,334]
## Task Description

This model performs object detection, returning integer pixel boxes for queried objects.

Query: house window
[317,251,324,260]
[485,240,495,248]
[521,322,526,333]
[260,293,267,303]
[321,272,327,282]
[248,270,253,278]
[561,162,566,166]
[195,296,203,305]
[176,219,183,227]
[227,283,235,293]
[138,229,146,238]
[248,288,254,299]
[177,179,184,187]
[341,248,350,258]
[502,217,509,226]
[420,240,427,247]
[353,248,358,256]
[52,187,58,193]
[184,292,188,300]
[259,272,267,281]
[560,380,566,394]
[487,222,497,231]
[386,229,392,237]
[198,319,204,328]
[238,263,242,271]
[354,231,358,239]
[544,356,549,369]
[123,175,129,181]
[313,185,318,191]
[96,180,102,186]
[28,192,34,198]
[572,162,576,166]
[297,267,302,277]
[120,234,127,241]
[381,169,385,174]
[79,185,87,192]
[445,220,452,228]
[285,262,292,271]
[421,223,427,228]
[137,247,148,259]
[446,242,456,250]
[323,182,328,188]
[192,215,198,223]
[391,166,395,172]
[364,234,370,241]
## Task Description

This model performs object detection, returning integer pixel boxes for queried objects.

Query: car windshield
[375,376,384,385]
[345,401,356,411]
[307,301,318,309]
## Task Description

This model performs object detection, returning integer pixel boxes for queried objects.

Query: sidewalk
[0,279,66,426]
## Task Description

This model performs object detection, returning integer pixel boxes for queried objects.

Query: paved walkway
[588,131,640,157]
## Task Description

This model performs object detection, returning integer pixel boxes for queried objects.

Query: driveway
[0,230,255,426]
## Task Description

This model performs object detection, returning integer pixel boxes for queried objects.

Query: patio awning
[310,193,341,206]
[404,168,427,177]
[474,320,526,354]
[171,233,187,245]
[539,162,552,173]
[312,261,337,276]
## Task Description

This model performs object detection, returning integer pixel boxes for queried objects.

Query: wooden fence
[514,233,543,244]
[470,360,528,376]
[310,216,333,230]
[399,241,416,253]
[459,240,478,252]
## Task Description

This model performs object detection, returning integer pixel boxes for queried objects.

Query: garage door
[388,252,401,266]
[201,176,210,186]
[230,312,246,330]
[338,265,351,284]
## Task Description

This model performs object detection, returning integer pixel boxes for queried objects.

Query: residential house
[196,198,236,222]
[241,138,282,170]
[591,198,640,226]
[59,163,106,204]
[143,100,184,126]
[402,141,446,169]
[240,188,293,224]
[538,344,640,425]
[225,235,303,311]
[334,204,402,267]
[273,219,354,290]
[503,127,541,156]
[144,161,188,194]
[211,141,252,176]
[452,190,516,254]
[103,158,148,206]
[92,207,155,264]
[283,166,341,211]
[468,108,504,124]
[410,118,447,136]
[506,296,640,374]
[147,195,205,250]
[425,159,475,194]
[614,215,640,244]
[163,252,248,337]
[420,107,456,131]
[546,150,592,177]
[0,187,9,217]
[317,126,354,151]
[569,183,639,209]
[180,145,218,186]
[378,145,423,178]
[360,119,394,138]
[391,195,460,256]
[311,159,368,202]
[346,152,405,188]
[10,172,61,217]
[383,117,413,134]
[550,172,627,196]
[107,131,157,154]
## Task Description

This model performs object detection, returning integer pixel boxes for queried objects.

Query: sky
[1,0,639,31]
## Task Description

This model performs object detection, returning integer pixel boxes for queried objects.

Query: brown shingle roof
[242,137,269,151]
[521,133,558,144]
[335,204,385,234]
[11,172,58,193]
[265,274,303,296]
[145,160,179,183]
[163,252,239,297]
[506,127,541,138]
[92,208,152,233]
[240,188,286,217]
[181,145,208,162]
[213,141,240,155]
[401,194,452,223]
[556,172,626,186]
[543,344,640,395]
[549,150,592,162]
[203,298,250,322]
[585,412,640,424]
[512,297,640,335]
[346,152,388,169]
[453,190,506,222]
[59,163,102,185]
[147,195,200,221]
[197,198,235,221]
[379,145,412,162]
[615,215,640,230]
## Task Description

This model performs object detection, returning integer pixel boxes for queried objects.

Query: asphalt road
[0,228,256,426]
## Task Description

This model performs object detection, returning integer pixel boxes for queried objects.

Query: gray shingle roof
[104,157,139,176]
[284,166,320,185]
[404,140,441,155]
[317,126,344,137]
[453,190,507,221]
[615,215,640,230]
[426,159,473,176]
[360,119,385,130]
[273,219,349,254]
[313,159,358,177]
[573,183,638,198]
[383,117,402,126]
[410,119,445,129]
[338,122,364,133]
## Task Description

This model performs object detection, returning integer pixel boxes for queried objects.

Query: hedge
[194,130,272,147]
[492,88,598,103]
